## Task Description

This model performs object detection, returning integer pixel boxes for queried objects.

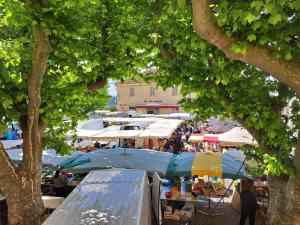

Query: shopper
[52,170,65,197]
[239,180,259,225]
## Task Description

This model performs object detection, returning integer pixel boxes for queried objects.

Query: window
[172,86,178,96]
[150,87,155,96]
[172,108,179,113]
[147,108,160,115]
[129,87,135,97]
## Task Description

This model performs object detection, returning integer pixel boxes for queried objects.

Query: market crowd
[160,122,220,154]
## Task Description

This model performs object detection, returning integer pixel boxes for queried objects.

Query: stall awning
[136,105,180,109]
[59,148,246,179]
[188,134,219,143]
[203,136,219,143]
[188,127,258,147]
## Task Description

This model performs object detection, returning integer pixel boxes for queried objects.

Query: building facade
[116,80,183,114]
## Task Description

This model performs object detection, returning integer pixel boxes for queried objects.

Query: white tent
[218,127,258,147]
[139,119,183,138]
[78,119,183,140]
[77,118,104,130]
[93,130,141,141]
[75,125,121,140]
[188,127,258,147]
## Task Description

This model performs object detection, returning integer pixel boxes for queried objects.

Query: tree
[125,0,300,224]
[190,0,300,224]
[0,1,135,224]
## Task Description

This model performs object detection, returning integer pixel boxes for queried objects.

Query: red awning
[203,136,219,143]
[136,105,180,109]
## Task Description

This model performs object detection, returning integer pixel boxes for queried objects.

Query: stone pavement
[162,199,266,225]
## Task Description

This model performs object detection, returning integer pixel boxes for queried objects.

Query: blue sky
[108,79,117,96]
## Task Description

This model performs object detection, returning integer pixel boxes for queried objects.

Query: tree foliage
[212,0,300,60]
[126,0,300,177]
[0,0,138,153]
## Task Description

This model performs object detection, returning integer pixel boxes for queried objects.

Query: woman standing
[239,179,259,225]
[52,170,65,197]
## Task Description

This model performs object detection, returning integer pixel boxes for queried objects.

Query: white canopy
[188,127,258,147]
[75,125,121,140]
[93,130,141,141]
[139,119,183,138]
[78,119,183,140]
[218,127,258,147]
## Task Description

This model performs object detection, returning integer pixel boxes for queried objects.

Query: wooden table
[160,186,225,225]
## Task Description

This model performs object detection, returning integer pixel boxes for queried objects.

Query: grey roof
[43,169,151,225]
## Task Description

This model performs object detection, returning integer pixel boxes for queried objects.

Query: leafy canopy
[0,0,137,153]
[126,0,300,177]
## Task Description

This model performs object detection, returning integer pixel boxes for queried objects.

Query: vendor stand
[160,176,228,224]
[157,152,246,224]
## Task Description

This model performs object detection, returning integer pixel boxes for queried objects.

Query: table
[42,196,64,209]
[160,186,225,225]
[160,187,199,203]
[160,187,197,224]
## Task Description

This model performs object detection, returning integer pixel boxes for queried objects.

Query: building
[116,79,183,114]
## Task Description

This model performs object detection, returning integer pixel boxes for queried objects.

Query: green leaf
[285,52,292,60]
[247,34,256,41]
[245,12,255,24]
[268,14,282,25]
[2,98,13,109]
[250,1,263,11]
[290,0,300,10]
[177,0,186,8]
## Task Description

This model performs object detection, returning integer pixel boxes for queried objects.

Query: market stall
[188,127,258,147]
[218,127,258,147]
[58,148,246,180]
[76,118,183,149]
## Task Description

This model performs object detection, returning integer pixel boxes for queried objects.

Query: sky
[108,79,117,96]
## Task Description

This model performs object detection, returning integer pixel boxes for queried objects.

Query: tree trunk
[267,175,293,225]
[266,133,300,225]
[292,132,300,225]
[2,123,45,225]
[5,180,43,225]
[292,177,300,225]
[0,23,51,225]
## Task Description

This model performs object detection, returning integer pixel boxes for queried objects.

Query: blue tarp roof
[58,148,246,179]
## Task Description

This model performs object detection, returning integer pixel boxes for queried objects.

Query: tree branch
[154,43,177,61]
[0,141,19,185]
[192,0,300,97]
[273,82,290,114]
[86,78,107,92]
[22,25,52,174]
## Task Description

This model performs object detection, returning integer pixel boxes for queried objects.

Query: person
[239,180,259,225]
[52,170,65,197]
